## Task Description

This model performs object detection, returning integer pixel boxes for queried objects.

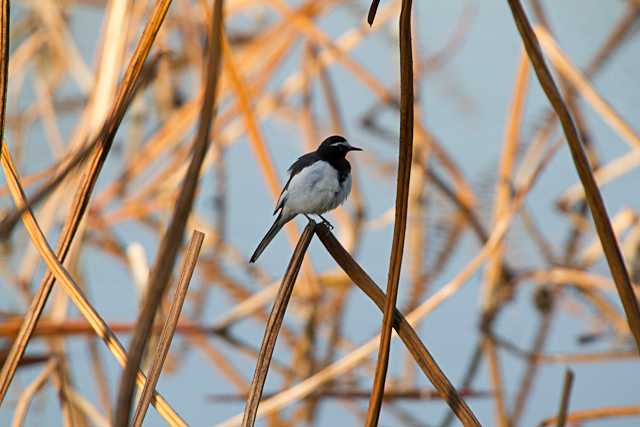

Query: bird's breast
[281,161,351,215]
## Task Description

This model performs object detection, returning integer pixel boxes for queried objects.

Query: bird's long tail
[249,212,291,263]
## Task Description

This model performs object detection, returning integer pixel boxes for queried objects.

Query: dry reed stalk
[316,226,480,426]
[0,145,186,425]
[185,333,251,392]
[0,0,175,404]
[132,230,205,427]
[241,222,316,427]
[212,387,490,402]
[483,339,508,427]
[65,387,111,427]
[270,0,392,104]
[505,0,640,354]
[11,358,58,427]
[113,1,223,424]
[508,312,552,427]
[367,0,382,25]
[219,33,314,269]
[479,48,530,427]
[87,338,112,419]
[535,27,640,150]
[555,369,574,427]
[558,150,640,208]
[481,47,529,313]
[366,0,413,424]
[0,0,7,199]
[537,405,640,427]
[0,0,174,239]
[0,318,230,338]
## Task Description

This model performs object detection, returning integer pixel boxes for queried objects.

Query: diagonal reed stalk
[366,0,413,424]
[505,0,640,354]
[315,225,480,426]
[113,1,224,424]
[241,221,316,427]
[0,146,186,425]
[131,230,205,427]
[0,0,176,404]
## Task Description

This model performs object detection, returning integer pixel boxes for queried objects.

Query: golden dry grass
[0,1,639,426]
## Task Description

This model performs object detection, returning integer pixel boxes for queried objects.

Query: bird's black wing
[273,152,319,214]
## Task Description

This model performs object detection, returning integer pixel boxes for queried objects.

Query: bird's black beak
[348,146,363,152]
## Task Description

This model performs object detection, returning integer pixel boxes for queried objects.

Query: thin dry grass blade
[505,0,640,354]
[366,0,414,424]
[132,230,205,427]
[0,0,176,404]
[241,221,316,427]
[315,225,480,426]
[0,146,186,425]
[555,369,574,427]
[113,1,224,424]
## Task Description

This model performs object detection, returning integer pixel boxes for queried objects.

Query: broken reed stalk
[505,0,640,354]
[0,146,186,425]
[555,368,574,427]
[113,1,223,424]
[132,230,205,427]
[241,221,316,427]
[316,225,481,426]
[0,0,175,404]
[366,0,414,424]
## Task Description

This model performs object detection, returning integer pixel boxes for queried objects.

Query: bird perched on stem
[250,135,362,263]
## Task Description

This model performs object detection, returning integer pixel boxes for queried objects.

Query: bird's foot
[318,214,334,230]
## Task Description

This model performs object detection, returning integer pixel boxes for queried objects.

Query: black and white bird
[249,135,362,263]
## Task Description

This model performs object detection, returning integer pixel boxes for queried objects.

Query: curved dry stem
[366,0,414,424]
[505,0,640,354]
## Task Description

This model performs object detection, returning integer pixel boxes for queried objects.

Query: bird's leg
[303,213,314,223]
[318,214,334,230]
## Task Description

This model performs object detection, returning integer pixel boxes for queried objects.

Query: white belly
[281,161,351,216]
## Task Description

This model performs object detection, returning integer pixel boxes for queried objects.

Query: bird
[249,135,362,263]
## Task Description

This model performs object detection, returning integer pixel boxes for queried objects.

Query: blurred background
[1,0,639,425]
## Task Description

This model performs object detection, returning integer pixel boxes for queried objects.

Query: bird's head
[317,135,362,159]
